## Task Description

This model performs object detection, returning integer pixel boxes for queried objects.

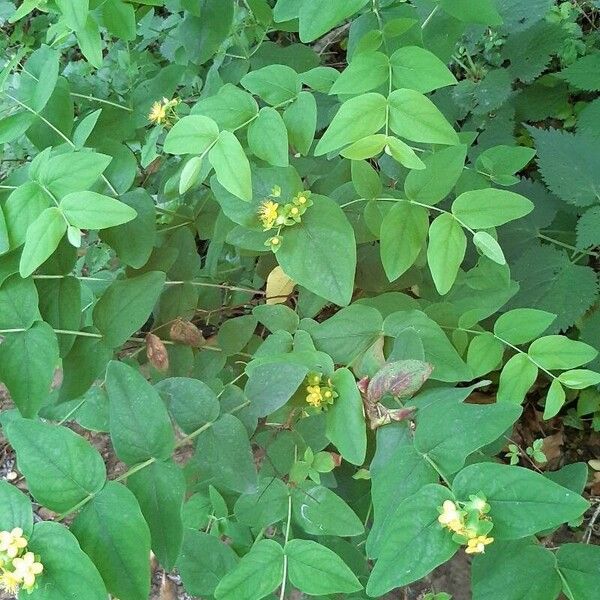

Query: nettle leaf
[0,321,59,417]
[427,213,467,295]
[556,543,600,599]
[4,417,106,512]
[314,93,387,156]
[452,189,534,229]
[0,480,33,535]
[276,194,356,306]
[248,107,289,167]
[26,521,108,600]
[576,206,600,249]
[105,361,175,465]
[330,51,390,95]
[72,482,151,600]
[286,539,363,595]
[390,46,457,93]
[367,484,458,597]
[559,53,600,91]
[388,89,459,145]
[298,0,370,42]
[452,463,589,539]
[215,539,284,600]
[208,131,252,202]
[60,191,137,229]
[92,271,165,347]
[163,115,220,155]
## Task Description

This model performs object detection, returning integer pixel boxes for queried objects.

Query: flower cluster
[258,190,313,252]
[304,373,337,410]
[0,528,43,594]
[438,495,494,555]
[148,97,181,126]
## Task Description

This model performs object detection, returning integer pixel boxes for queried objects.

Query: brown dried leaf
[170,318,205,347]
[266,266,295,305]
[146,333,169,372]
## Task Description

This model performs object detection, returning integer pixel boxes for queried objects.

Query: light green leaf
[163,115,220,155]
[494,308,556,345]
[558,369,600,390]
[473,231,506,265]
[330,51,389,95]
[60,191,137,229]
[286,539,362,595]
[427,213,467,295]
[340,134,388,160]
[497,353,538,404]
[0,274,40,329]
[556,543,600,600]
[452,463,589,539]
[241,64,300,105]
[72,482,151,600]
[0,480,33,536]
[283,91,317,155]
[234,477,290,529]
[76,17,103,68]
[452,189,534,228]
[390,46,457,93]
[326,368,367,465]
[314,93,387,156]
[4,417,106,512]
[209,131,252,201]
[56,0,89,31]
[528,336,598,370]
[438,0,503,25]
[191,83,258,130]
[92,271,165,348]
[544,379,566,419]
[467,332,505,377]
[385,136,425,169]
[381,202,429,281]
[215,539,284,600]
[388,89,459,145]
[248,107,289,167]
[298,0,370,42]
[19,207,66,278]
[105,361,175,465]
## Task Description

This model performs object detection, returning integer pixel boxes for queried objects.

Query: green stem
[279,495,293,600]
[70,92,132,111]
[422,453,451,487]
[538,233,598,258]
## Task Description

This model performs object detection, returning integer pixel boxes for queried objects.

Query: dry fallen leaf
[146,333,169,372]
[170,318,204,347]
[266,266,295,305]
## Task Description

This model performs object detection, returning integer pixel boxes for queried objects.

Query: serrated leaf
[559,53,600,91]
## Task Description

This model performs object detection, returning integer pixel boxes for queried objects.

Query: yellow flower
[12,551,43,591]
[465,535,494,554]
[308,374,321,386]
[306,385,323,407]
[258,200,279,230]
[148,101,167,124]
[0,528,28,559]
[438,501,462,529]
[0,569,21,594]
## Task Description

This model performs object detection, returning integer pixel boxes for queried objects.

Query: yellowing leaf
[266,265,295,305]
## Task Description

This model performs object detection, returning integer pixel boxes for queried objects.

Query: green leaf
[60,191,137,229]
[248,107,289,167]
[528,336,597,370]
[101,0,136,40]
[75,17,103,68]
[366,484,458,597]
[438,0,502,25]
[314,93,387,156]
[298,0,370,42]
[559,53,600,91]
[326,368,367,465]
[92,271,166,348]
[72,482,151,600]
[452,463,589,539]
[241,64,300,105]
[576,206,600,250]
[234,477,290,529]
[282,91,317,155]
[493,308,556,345]
[163,115,220,155]
[476,145,536,184]
[253,304,299,333]
[26,521,108,600]
[415,395,521,474]
[497,353,538,404]
[467,332,505,377]
[209,131,252,202]
[0,203,9,254]
[191,84,258,130]
[390,46,456,93]
[351,159,382,199]
[214,539,284,600]
[557,369,600,390]
[105,361,175,465]
[193,414,257,494]
[452,189,534,228]
[340,134,387,160]
[0,480,33,536]
[155,377,220,434]
[384,310,472,382]
[427,213,467,295]
[544,378,566,419]
[330,51,390,95]
[309,304,382,364]
[0,321,59,417]
[4,417,106,512]
[388,89,459,145]
[556,543,600,600]
[292,482,364,537]
[177,530,238,597]
[385,136,426,169]
[472,539,561,600]
[56,0,88,30]
[405,145,467,205]
[0,274,40,329]
[277,195,356,306]
[19,207,66,278]
[217,314,257,355]
[244,361,307,417]
[473,231,506,265]
[286,539,362,595]
[381,202,429,281]
[128,459,185,570]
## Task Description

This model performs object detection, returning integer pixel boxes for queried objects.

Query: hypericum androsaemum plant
[1,0,599,599]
